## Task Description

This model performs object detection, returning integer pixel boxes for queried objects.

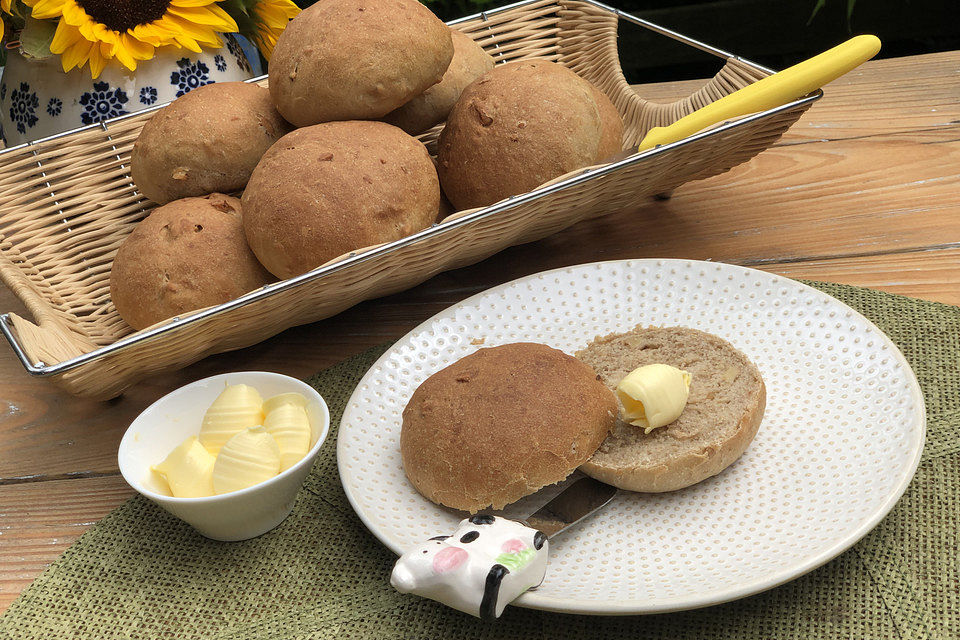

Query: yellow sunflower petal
[60,38,92,72]
[166,4,237,32]
[1,0,12,13]
[93,23,119,44]
[87,41,107,78]
[254,7,290,30]
[1,20,4,41]
[49,19,83,54]
[258,0,300,22]
[172,33,203,52]
[91,40,115,78]
[159,14,212,42]
[131,22,176,46]
[121,33,156,60]
[112,40,138,71]
[170,0,220,7]
[60,1,91,26]
[29,0,68,20]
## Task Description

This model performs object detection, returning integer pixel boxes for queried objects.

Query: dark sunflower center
[75,0,173,31]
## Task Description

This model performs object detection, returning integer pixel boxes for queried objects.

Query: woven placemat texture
[1,281,956,640]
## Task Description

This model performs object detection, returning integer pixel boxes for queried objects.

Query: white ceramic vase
[0,36,256,147]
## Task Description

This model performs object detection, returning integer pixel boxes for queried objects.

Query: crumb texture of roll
[241,120,440,279]
[576,326,766,492]
[269,0,454,126]
[383,29,495,135]
[401,342,617,513]
[109,194,275,330]
[130,83,292,204]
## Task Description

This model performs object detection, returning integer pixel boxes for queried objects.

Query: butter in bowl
[118,372,329,541]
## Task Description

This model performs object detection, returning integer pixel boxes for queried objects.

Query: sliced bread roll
[575,326,765,492]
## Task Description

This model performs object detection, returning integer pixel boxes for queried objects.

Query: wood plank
[635,51,960,143]
[763,247,960,307]
[0,475,133,612]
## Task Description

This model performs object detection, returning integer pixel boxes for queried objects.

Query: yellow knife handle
[636,34,881,152]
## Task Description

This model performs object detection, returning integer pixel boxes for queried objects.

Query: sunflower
[1,0,12,42]
[248,0,298,60]
[24,0,238,78]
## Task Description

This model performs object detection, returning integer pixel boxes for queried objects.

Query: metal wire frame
[0,0,820,376]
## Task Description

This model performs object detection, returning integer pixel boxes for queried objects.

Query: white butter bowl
[118,372,330,541]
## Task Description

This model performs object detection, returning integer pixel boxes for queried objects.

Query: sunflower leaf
[220,0,258,35]
[18,15,56,60]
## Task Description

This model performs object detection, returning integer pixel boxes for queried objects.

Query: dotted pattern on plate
[337,259,924,613]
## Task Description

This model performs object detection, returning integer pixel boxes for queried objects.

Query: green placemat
[2,281,958,640]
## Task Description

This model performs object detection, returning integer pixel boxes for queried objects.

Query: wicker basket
[0,0,819,399]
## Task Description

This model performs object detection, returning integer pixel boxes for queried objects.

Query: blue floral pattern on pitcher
[8,82,40,134]
[226,37,252,73]
[170,58,212,97]
[1,41,254,146]
[79,81,129,124]
[47,98,62,117]
[139,86,159,105]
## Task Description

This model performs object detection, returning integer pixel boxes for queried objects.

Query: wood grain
[1,51,959,613]
[766,247,960,306]
[0,476,133,612]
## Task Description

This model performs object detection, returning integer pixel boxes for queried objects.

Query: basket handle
[637,35,881,151]
[0,250,98,368]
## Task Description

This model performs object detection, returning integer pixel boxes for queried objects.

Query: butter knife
[390,477,618,619]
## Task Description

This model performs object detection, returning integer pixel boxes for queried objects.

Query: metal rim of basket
[0,0,821,377]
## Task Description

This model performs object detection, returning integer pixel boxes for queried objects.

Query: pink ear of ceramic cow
[390,515,549,619]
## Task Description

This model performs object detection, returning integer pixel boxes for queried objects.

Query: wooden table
[1,51,958,614]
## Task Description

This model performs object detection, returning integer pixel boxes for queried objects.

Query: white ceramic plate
[336,259,925,615]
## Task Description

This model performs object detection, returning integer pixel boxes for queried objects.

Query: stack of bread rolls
[115,0,624,330]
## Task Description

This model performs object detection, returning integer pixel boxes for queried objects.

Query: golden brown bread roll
[130,83,292,204]
[110,194,274,330]
[436,60,619,210]
[401,343,617,512]
[241,120,440,279]
[591,84,625,161]
[269,0,454,126]
[383,29,496,135]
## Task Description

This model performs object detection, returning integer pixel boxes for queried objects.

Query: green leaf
[807,0,828,25]
[219,0,260,41]
[18,15,56,60]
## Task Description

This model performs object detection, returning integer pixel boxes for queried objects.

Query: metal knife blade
[522,476,617,538]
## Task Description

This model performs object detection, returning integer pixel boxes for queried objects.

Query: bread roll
[269,0,454,126]
[131,82,291,204]
[436,60,615,210]
[401,343,617,512]
[110,194,274,330]
[575,326,766,492]
[384,29,495,135]
[241,121,440,279]
[591,85,624,160]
